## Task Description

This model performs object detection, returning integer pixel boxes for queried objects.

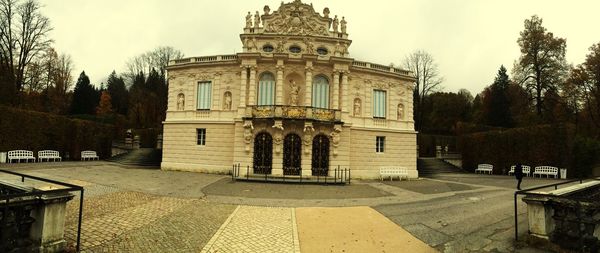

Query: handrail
[0,169,84,252]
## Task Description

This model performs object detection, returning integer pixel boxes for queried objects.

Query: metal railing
[0,169,84,252]
[514,177,599,242]
[231,164,350,184]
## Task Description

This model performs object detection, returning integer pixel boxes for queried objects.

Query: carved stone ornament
[303,122,314,153]
[243,121,254,152]
[330,125,342,156]
[177,93,185,111]
[262,0,331,36]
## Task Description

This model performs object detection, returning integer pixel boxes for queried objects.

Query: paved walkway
[0,161,569,252]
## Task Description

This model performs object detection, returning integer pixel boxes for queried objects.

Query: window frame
[258,72,275,106]
[197,128,206,146]
[376,136,385,153]
[312,75,330,109]
[196,81,212,110]
[373,89,387,119]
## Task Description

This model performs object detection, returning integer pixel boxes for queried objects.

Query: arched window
[312,75,329,108]
[258,72,275,105]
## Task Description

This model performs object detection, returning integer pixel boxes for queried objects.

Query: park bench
[533,166,559,178]
[475,164,493,174]
[379,167,409,181]
[508,165,531,177]
[7,150,36,163]
[81,151,99,161]
[38,150,62,162]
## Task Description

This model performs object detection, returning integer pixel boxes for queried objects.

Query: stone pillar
[239,66,248,107]
[248,65,257,106]
[341,70,349,112]
[276,62,284,105]
[332,70,340,110]
[30,193,74,253]
[305,64,313,107]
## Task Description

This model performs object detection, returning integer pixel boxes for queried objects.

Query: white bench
[380,167,409,181]
[81,150,99,161]
[7,150,36,163]
[475,164,493,174]
[508,165,531,177]
[38,150,62,162]
[533,166,559,178]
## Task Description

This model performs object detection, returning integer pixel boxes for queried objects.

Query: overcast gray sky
[42,0,600,94]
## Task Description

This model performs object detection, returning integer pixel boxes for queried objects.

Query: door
[283,134,301,175]
[253,132,272,174]
[311,134,330,176]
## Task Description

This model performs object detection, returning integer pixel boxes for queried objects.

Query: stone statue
[397,104,404,120]
[353,98,361,116]
[340,17,347,34]
[334,42,341,56]
[263,5,271,15]
[254,11,261,28]
[289,79,300,106]
[332,15,339,32]
[340,43,348,56]
[276,37,287,53]
[245,12,252,28]
[304,38,315,54]
[177,93,185,111]
[246,37,256,51]
[323,7,330,19]
[223,92,232,110]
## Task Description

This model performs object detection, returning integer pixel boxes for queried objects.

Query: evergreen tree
[106,71,129,115]
[484,66,513,127]
[70,71,99,114]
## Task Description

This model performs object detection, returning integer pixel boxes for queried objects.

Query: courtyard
[0,161,568,253]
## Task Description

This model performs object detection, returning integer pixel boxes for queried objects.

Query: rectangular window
[373,90,386,118]
[258,80,275,105]
[197,128,206,146]
[197,81,212,110]
[376,136,385,153]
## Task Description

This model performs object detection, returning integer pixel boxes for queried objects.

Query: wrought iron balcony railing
[247,105,342,123]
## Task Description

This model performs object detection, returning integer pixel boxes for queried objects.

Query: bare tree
[124,46,183,85]
[403,49,443,131]
[0,0,52,99]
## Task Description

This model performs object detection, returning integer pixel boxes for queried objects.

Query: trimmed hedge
[458,124,575,176]
[0,106,114,160]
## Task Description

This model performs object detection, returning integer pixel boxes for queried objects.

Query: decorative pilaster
[276,63,284,105]
[304,64,313,107]
[213,72,222,110]
[332,70,340,110]
[239,66,248,107]
[340,70,349,112]
[248,65,257,106]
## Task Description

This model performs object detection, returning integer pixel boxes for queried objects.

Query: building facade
[162,0,418,179]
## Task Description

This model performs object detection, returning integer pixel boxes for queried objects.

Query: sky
[41,0,600,94]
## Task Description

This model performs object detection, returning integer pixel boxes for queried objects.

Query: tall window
[373,90,386,118]
[197,81,212,110]
[197,128,206,146]
[376,136,385,153]
[258,73,275,105]
[312,75,329,108]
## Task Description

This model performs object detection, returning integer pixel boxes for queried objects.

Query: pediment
[262,0,331,37]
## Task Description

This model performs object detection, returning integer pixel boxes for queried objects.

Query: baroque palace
[162,0,418,179]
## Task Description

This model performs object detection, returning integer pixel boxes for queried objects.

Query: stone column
[276,62,284,105]
[341,70,349,112]
[305,64,313,107]
[332,70,340,110]
[239,66,248,107]
[248,65,257,106]
[30,193,74,253]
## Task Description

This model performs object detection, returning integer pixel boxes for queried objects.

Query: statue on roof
[332,15,339,32]
[340,17,347,34]
[254,11,261,28]
[245,12,252,28]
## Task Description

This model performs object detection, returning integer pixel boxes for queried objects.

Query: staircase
[107,148,162,167]
[418,157,465,177]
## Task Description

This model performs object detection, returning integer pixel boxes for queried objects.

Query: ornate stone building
[162,0,418,179]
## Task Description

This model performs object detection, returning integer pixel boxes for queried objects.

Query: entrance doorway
[311,134,330,176]
[253,132,272,174]
[283,134,301,175]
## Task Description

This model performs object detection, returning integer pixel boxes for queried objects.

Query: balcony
[246,105,342,123]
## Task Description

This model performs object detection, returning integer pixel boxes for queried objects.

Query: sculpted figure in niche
[340,17,347,33]
[223,92,232,110]
[276,37,287,53]
[397,104,405,120]
[177,93,185,111]
[334,42,341,56]
[289,79,300,106]
[254,11,261,28]
[245,12,252,28]
[353,98,361,116]
[332,15,339,32]
[304,37,315,54]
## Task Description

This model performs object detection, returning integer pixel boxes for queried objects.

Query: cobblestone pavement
[201,206,299,253]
